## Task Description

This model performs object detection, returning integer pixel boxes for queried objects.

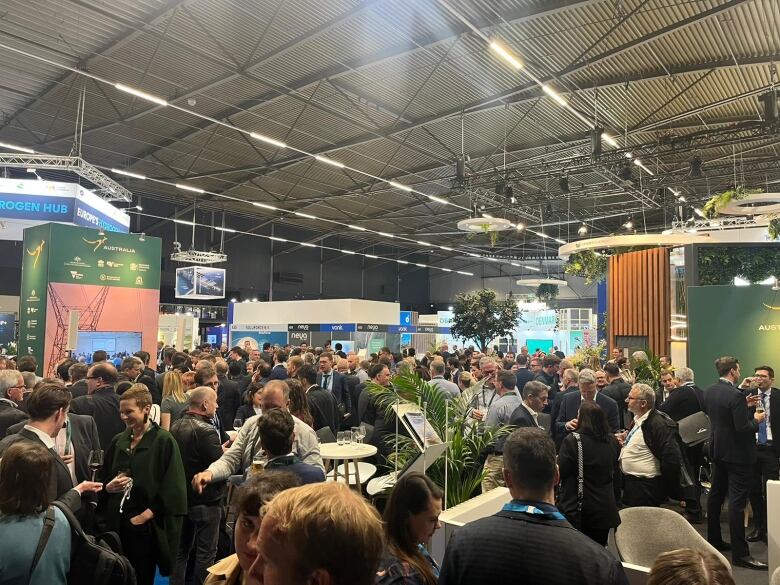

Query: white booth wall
[232,298,400,325]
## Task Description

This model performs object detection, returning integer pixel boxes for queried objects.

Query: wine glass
[359,423,367,444]
[233,418,244,432]
[88,449,104,482]
[351,427,361,445]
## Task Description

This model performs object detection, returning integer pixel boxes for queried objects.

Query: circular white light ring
[720,193,780,216]
[457,217,514,233]
[557,233,711,259]
[515,278,568,287]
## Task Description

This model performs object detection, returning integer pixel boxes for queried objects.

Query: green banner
[46,223,161,288]
[19,223,52,368]
[689,285,780,386]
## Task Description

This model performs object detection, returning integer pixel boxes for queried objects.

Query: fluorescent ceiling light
[249,132,287,149]
[537,232,550,239]
[365,254,378,259]
[441,268,452,272]
[440,246,453,251]
[115,83,168,106]
[293,212,317,219]
[397,260,409,264]
[111,168,146,180]
[602,134,619,148]
[457,271,473,276]
[174,219,195,226]
[554,238,566,244]
[348,224,367,231]
[415,263,426,267]
[482,213,493,218]
[427,195,448,205]
[176,183,205,193]
[510,262,519,267]
[270,236,288,242]
[416,240,431,246]
[252,202,278,210]
[489,40,523,69]
[468,253,481,258]
[388,181,413,192]
[215,227,236,233]
[377,232,394,238]
[300,242,316,247]
[542,85,567,107]
[342,250,356,254]
[487,258,499,262]
[0,141,34,153]
[314,155,345,168]
[525,265,540,272]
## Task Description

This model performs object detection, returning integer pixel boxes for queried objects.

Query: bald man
[191,380,322,494]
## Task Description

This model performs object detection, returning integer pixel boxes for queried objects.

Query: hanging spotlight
[455,155,467,183]
[578,224,588,235]
[623,217,634,230]
[558,176,570,194]
[138,232,146,242]
[689,155,703,178]
[590,127,603,161]
[618,161,633,181]
[505,185,516,204]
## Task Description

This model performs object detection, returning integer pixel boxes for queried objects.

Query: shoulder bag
[27,506,56,582]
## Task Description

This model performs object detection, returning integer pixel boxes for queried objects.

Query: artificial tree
[450,289,520,352]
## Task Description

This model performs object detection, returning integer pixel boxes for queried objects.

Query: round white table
[319,443,377,490]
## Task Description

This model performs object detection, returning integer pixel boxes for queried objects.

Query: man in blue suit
[268,349,289,380]
[317,352,350,424]
[554,369,620,445]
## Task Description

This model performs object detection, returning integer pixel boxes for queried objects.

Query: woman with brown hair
[648,548,734,585]
[0,442,72,584]
[557,400,621,546]
[376,472,442,585]
[286,378,314,429]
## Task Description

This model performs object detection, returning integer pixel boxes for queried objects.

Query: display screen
[74,331,142,364]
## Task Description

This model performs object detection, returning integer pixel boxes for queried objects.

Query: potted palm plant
[366,369,511,507]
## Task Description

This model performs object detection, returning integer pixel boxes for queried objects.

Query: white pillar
[768,480,780,576]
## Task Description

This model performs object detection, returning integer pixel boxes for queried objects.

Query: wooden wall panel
[607,248,670,356]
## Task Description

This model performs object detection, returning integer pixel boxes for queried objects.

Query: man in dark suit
[704,356,766,570]
[550,368,579,441]
[555,369,620,445]
[317,352,350,418]
[260,408,325,485]
[514,354,535,393]
[215,360,242,428]
[70,362,124,451]
[741,365,780,544]
[601,362,631,429]
[439,427,628,585]
[298,365,339,434]
[134,351,161,404]
[338,359,361,430]
[509,381,549,430]
[68,362,89,399]
[259,342,274,365]
[0,370,27,436]
[268,349,289,381]
[659,366,705,523]
[0,383,102,512]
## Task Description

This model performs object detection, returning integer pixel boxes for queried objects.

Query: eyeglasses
[86,376,100,380]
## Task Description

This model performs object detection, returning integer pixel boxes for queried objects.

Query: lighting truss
[665,216,761,233]
[170,249,228,264]
[0,153,132,202]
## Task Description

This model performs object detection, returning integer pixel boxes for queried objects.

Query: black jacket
[640,409,692,500]
[170,412,225,506]
[217,376,242,430]
[558,431,621,530]
[601,378,631,428]
[7,413,102,483]
[234,403,259,425]
[0,399,27,437]
[69,379,89,399]
[306,385,339,435]
[703,379,758,465]
[70,385,125,452]
[515,368,535,392]
[659,384,703,422]
[555,392,620,442]
[508,403,539,429]
[439,507,629,585]
[317,371,350,413]
[342,374,361,428]
[0,427,82,513]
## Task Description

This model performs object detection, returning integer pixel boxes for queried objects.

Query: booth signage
[356,323,390,332]
[320,323,356,333]
[400,311,413,325]
[288,330,312,345]
[389,325,416,333]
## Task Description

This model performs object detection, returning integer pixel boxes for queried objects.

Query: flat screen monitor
[75,331,142,364]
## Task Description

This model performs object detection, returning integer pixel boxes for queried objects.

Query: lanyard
[502,499,567,521]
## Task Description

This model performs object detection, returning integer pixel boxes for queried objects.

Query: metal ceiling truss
[0,153,132,202]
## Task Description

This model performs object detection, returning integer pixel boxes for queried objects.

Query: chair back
[615,507,730,573]
[316,426,336,443]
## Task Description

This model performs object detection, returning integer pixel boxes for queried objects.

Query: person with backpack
[0,441,72,584]
[99,385,187,585]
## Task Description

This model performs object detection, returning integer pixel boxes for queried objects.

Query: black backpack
[52,501,137,585]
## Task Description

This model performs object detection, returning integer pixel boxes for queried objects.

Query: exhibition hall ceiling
[0,0,778,271]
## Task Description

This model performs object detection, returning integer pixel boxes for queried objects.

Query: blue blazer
[555,391,620,442]
[317,371,350,412]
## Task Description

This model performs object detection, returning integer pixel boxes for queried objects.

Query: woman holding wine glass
[98,384,187,585]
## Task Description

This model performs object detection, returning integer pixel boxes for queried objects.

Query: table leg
[344,458,351,487]
[354,458,361,491]
[332,458,340,483]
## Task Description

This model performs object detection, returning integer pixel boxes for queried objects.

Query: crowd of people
[0,337,768,584]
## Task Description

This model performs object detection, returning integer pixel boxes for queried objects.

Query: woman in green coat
[99,384,187,585]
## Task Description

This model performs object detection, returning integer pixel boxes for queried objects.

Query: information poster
[229,324,287,351]
[176,266,225,299]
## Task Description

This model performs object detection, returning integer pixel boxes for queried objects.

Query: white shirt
[23,424,56,449]
[520,401,540,427]
[619,411,661,478]
[760,387,773,443]
[54,421,77,484]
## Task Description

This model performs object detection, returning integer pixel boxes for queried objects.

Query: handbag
[567,432,584,530]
